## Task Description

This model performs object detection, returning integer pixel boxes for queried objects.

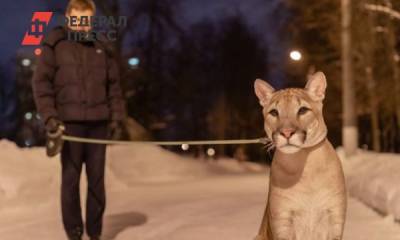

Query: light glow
[181,144,189,151]
[21,58,31,67]
[128,57,140,67]
[207,148,216,157]
[290,50,302,61]
[25,112,33,120]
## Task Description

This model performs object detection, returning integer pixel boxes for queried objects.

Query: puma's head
[254,72,328,154]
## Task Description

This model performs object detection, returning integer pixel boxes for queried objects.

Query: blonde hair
[66,0,96,14]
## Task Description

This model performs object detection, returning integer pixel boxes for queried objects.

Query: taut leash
[61,135,269,146]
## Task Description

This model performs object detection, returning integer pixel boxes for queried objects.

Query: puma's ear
[254,79,275,107]
[306,72,327,101]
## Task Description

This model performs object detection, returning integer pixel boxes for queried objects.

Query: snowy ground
[0,141,400,240]
[339,148,400,221]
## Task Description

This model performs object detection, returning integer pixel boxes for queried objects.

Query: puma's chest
[269,185,340,212]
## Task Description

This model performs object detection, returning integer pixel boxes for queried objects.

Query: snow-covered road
[1,141,400,240]
[0,174,399,240]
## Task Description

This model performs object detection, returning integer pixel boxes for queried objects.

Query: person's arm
[32,44,58,125]
[107,56,126,121]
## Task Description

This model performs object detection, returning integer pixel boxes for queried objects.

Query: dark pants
[61,121,108,238]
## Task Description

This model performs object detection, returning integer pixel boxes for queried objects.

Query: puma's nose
[280,128,296,139]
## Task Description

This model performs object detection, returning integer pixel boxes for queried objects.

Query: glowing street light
[25,112,33,120]
[290,50,302,61]
[181,144,189,151]
[21,58,31,67]
[128,57,140,68]
[207,148,216,157]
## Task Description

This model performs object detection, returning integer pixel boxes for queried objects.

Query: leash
[47,130,268,157]
[61,135,269,146]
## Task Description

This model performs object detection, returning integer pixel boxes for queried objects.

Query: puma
[253,72,347,240]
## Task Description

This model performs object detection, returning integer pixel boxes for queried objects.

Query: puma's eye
[298,107,310,116]
[269,109,279,117]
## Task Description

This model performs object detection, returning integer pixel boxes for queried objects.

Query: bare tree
[342,0,358,156]
[353,1,380,151]
[356,0,400,152]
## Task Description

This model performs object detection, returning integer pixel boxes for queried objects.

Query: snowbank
[107,144,266,184]
[0,140,59,208]
[339,148,400,221]
[0,140,266,208]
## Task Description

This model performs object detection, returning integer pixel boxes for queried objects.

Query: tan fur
[254,72,347,240]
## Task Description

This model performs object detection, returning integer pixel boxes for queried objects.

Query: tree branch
[364,3,400,20]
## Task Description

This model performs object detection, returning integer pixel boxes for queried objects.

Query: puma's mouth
[273,131,306,149]
[278,144,301,154]
[282,143,301,148]
[279,143,302,150]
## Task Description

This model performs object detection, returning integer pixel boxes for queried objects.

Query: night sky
[0,0,288,135]
[0,0,287,75]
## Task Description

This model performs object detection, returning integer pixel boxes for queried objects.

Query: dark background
[1,0,399,161]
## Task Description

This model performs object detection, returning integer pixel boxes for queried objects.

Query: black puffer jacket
[32,26,126,124]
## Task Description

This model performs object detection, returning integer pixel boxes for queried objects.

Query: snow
[0,140,400,240]
[0,140,59,206]
[339,148,400,221]
[0,140,265,212]
[107,144,265,185]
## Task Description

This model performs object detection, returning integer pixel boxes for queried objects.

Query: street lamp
[290,50,302,61]
[128,57,140,69]
[181,144,189,151]
[25,112,33,120]
[21,58,31,67]
[207,148,216,157]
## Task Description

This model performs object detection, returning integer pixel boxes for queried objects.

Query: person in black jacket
[32,1,125,239]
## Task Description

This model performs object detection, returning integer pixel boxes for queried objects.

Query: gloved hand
[45,117,64,134]
[45,117,65,157]
[108,120,123,139]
